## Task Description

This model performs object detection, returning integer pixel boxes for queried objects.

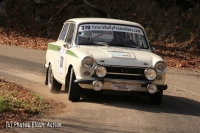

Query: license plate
[111,84,137,91]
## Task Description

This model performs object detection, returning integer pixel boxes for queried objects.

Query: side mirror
[63,43,69,48]
[151,47,156,53]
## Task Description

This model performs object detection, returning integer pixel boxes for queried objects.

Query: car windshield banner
[78,24,144,35]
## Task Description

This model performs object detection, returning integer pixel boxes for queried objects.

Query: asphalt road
[0,44,200,133]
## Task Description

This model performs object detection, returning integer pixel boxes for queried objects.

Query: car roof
[65,18,144,29]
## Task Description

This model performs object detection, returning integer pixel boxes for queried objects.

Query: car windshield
[76,24,149,49]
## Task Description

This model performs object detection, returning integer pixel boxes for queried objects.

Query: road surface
[0,44,200,133]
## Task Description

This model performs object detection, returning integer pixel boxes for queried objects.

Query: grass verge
[0,97,13,112]
[0,78,49,129]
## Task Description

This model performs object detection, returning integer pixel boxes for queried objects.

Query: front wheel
[149,90,163,105]
[48,64,62,93]
[68,68,81,102]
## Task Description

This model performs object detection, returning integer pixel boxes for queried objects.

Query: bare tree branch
[47,0,73,23]
[83,0,97,8]
[83,0,110,18]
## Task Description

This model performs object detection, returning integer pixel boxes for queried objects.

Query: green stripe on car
[48,43,78,58]
[48,43,60,51]
[66,50,78,58]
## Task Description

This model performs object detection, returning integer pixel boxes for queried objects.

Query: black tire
[65,82,69,93]
[48,64,62,93]
[68,68,81,102]
[64,72,70,93]
[149,90,163,105]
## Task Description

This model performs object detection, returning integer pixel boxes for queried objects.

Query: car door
[57,22,75,81]
[53,22,69,79]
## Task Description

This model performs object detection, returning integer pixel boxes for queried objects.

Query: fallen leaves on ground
[0,31,53,50]
[153,40,200,69]
[0,78,49,129]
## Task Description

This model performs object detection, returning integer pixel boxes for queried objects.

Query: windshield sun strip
[75,23,149,49]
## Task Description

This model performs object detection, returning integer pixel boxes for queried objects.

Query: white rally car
[44,18,167,104]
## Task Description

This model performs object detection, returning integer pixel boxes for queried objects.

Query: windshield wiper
[78,41,98,45]
[124,44,140,49]
[109,43,140,49]
[96,43,109,47]
[78,41,109,47]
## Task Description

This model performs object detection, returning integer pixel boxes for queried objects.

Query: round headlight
[155,61,166,74]
[93,80,103,91]
[82,57,94,68]
[147,84,157,94]
[96,66,107,77]
[144,68,157,80]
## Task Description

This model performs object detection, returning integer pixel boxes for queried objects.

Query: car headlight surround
[95,66,107,77]
[155,61,166,74]
[82,56,94,69]
[144,68,157,80]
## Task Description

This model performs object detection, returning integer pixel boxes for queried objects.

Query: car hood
[80,46,152,67]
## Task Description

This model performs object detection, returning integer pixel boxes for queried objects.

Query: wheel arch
[65,64,73,84]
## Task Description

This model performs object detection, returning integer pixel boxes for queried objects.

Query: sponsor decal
[107,51,131,54]
[111,84,137,91]
[111,53,132,57]
[79,24,144,35]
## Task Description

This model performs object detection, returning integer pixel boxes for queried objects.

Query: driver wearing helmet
[109,31,137,46]
[78,31,91,44]
[113,31,125,44]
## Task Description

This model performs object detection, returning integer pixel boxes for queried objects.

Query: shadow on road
[79,91,200,117]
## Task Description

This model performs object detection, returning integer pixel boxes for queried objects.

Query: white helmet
[79,31,91,38]
[78,31,91,43]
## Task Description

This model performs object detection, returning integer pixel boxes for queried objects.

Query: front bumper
[141,84,168,90]
[74,79,168,91]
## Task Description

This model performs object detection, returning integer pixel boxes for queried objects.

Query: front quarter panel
[65,47,96,81]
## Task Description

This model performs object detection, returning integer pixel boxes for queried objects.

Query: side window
[58,23,69,41]
[140,36,148,48]
[65,23,75,43]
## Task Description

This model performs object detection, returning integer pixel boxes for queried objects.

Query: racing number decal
[81,25,91,30]
[58,48,67,75]
[60,56,64,68]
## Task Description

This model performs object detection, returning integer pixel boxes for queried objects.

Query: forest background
[0,0,200,68]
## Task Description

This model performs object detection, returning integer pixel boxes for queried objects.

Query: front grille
[105,74,146,80]
[105,67,145,74]
[104,66,146,80]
